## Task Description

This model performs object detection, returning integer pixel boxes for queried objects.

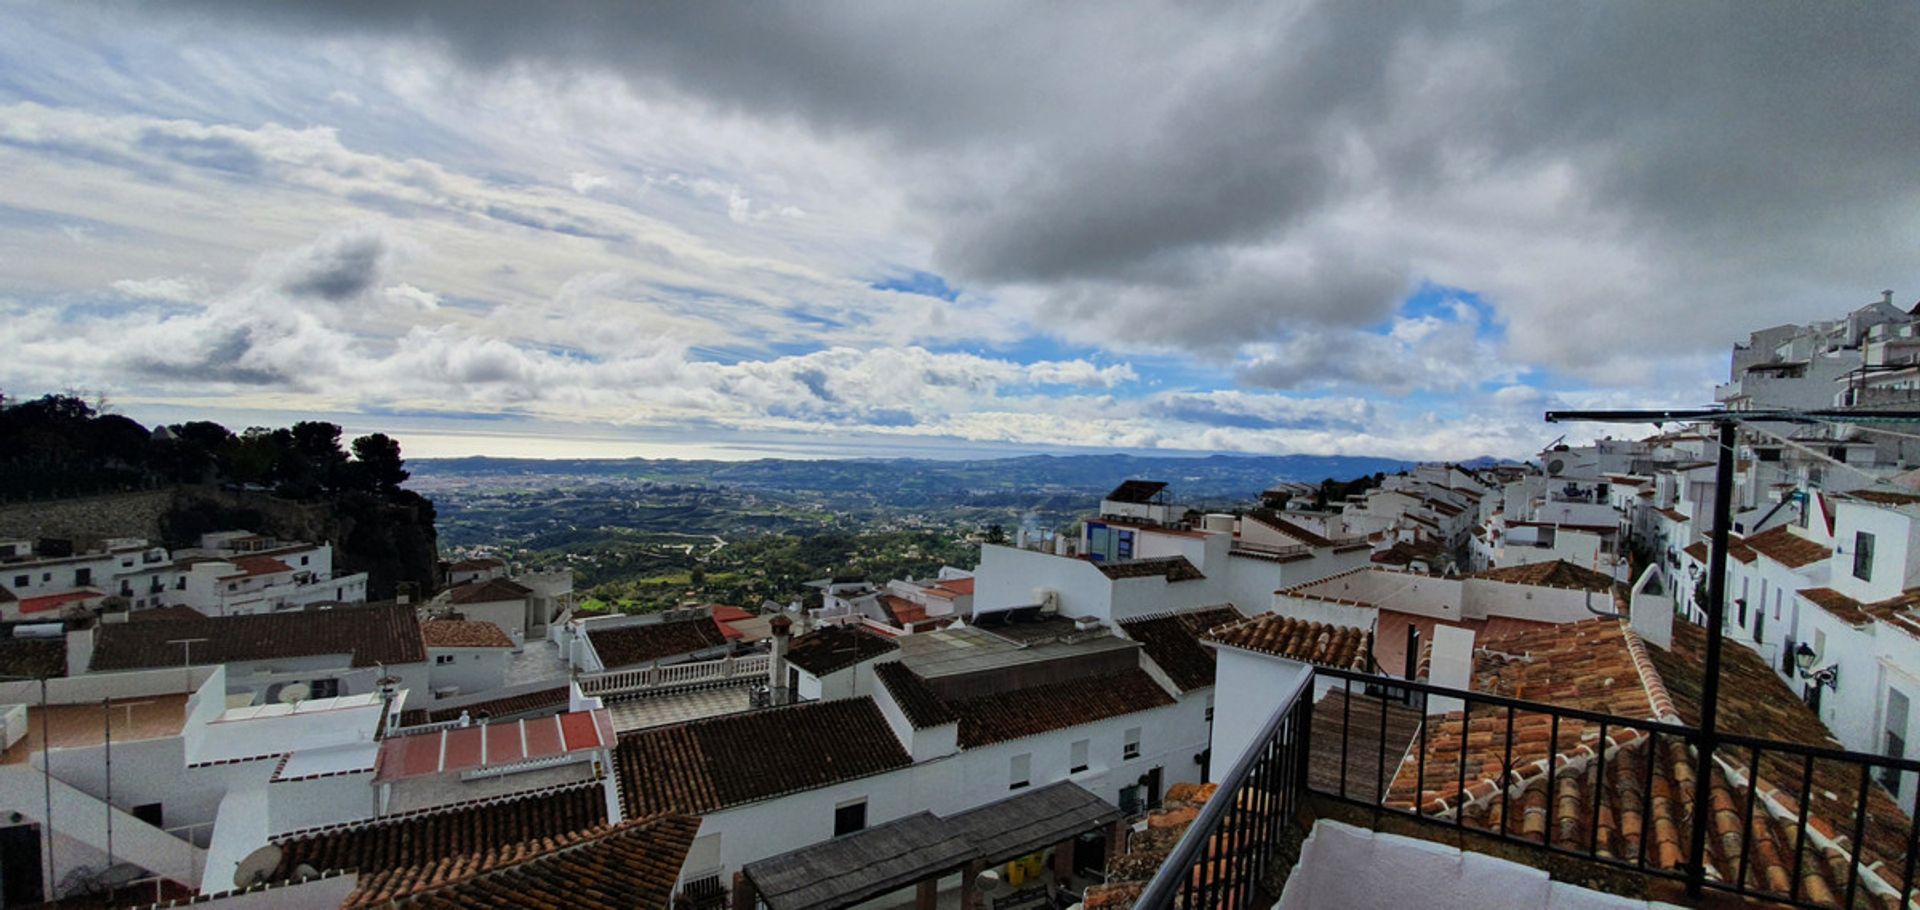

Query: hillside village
[1,296,1919,909]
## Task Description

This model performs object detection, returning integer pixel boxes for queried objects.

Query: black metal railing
[1138,667,1920,910]
[1134,671,1314,909]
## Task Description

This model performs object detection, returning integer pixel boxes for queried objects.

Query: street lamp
[1793,641,1838,690]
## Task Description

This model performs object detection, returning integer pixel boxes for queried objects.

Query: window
[175,578,186,590]
[1854,532,1875,582]
[435,654,455,665]
[11,575,24,588]
[1123,727,1141,761]
[1204,696,1215,725]
[833,799,867,837]
[132,803,163,828]
[309,678,341,699]
[1884,688,1910,796]
[40,572,49,582]
[1070,739,1089,774]
[300,555,310,566]
[1009,753,1031,790]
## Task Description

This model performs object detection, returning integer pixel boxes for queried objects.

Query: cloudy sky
[2,2,1916,461]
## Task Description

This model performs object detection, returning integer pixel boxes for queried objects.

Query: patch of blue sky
[1389,281,1504,341]
[869,268,960,302]
[0,203,139,241]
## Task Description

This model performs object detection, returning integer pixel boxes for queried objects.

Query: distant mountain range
[410,452,1422,501]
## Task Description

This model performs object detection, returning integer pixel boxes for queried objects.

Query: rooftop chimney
[768,615,792,706]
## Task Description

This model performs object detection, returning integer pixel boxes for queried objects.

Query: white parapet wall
[1276,819,1685,910]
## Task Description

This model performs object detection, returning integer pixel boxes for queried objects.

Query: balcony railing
[1137,667,1920,910]
[577,653,769,697]
[1134,671,1314,909]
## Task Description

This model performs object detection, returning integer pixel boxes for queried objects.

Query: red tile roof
[19,589,103,615]
[446,557,507,573]
[1094,556,1205,582]
[272,781,608,886]
[1205,614,1372,670]
[422,618,515,649]
[89,602,426,670]
[945,669,1176,748]
[444,577,532,605]
[877,594,929,627]
[874,661,958,728]
[1799,587,1872,626]
[1471,560,1616,592]
[586,617,728,669]
[1740,525,1832,569]
[1245,510,1332,547]
[222,555,293,579]
[126,605,207,622]
[615,698,912,816]
[931,577,974,596]
[1381,618,1914,905]
[1837,488,1920,507]
[786,624,899,676]
[346,813,698,909]
[1118,606,1245,692]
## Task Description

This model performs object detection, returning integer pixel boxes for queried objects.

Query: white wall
[427,647,510,697]
[1209,648,1312,774]
[974,545,1112,619]
[1276,820,1678,910]
[1830,503,1919,604]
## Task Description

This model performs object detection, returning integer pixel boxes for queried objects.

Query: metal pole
[103,697,113,898]
[41,677,53,902]
[1684,419,1736,898]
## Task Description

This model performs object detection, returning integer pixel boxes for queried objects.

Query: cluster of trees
[0,392,409,502]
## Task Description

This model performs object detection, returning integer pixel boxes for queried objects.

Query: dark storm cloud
[133,1,1920,364]
[278,228,392,301]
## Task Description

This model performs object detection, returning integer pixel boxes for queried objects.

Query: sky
[1,2,1916,461]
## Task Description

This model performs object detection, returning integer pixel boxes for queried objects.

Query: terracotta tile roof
[1381,618,1915,906]
[1740,525,1832,569]
[0,638,64,678]
[1837,488,1920,507]
[1118,606,1245,691]
[1648,621,1913,904]
[1799,587,1873,626]
[1655,507,1690,523]
[347,813,698,909]
[1682,537,1756,565]
[615,698,911,816]
[586,617,728,669]
[1863,588,1920,639]
[932,577,974,596]
[1471,560,1616,593]
[1094,556,1205,582]
[786,624,899,676]
[0,583,12,604]
[1682,541,1709,563]
[874,660,958,728]
[876,594,929,627]
[126,605,207,622]
[422,618,515,649]
[946,669,1176,748]
[89,602,426,671]
[1204,615,1372,670]
[223,555,293,578]
[401,685,572,728]
[444,577,532,606]
[1245,510,1332,547]
[272,781,608,887]
[19,589,103,615]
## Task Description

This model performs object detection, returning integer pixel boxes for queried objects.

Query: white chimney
[768,614,792,706]
[1629,566,1673,651]
[1425,625,1475,717]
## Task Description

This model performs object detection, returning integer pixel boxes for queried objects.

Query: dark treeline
[0,392,412,504]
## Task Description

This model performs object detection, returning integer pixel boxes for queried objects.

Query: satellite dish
[277,683,311,705]
[1546,459,1565,476]
[233,843,283,888]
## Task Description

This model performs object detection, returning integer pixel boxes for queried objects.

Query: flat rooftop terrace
[893,618,1137,679]
[0,693,190,764]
